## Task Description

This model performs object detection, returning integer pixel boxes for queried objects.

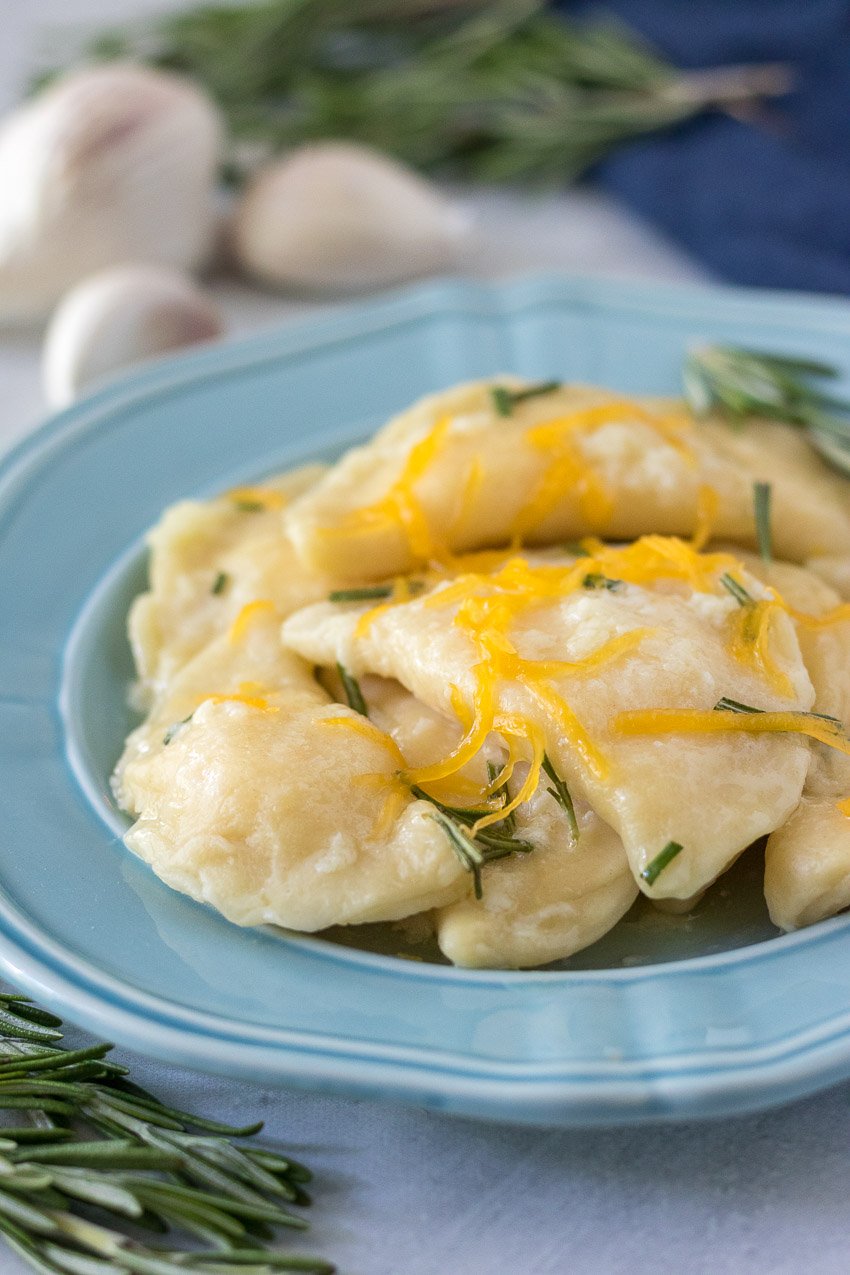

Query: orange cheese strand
[692,484,719,551]
[352,772,412,839]
[511,399,696,541]
[338,415,453,561]
[404,678,495,784]
[524,685,609,780]
[228,599,276,643]
[837,797,850,818]
[790,602,850,631]
[226,486,286,510]
[207,692,278,712]
[321,713,407,766]
[472,723,545,834]
[729,600,796,700]
[614,708,850,756]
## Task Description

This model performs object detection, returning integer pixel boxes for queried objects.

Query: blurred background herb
[38,0,789,185]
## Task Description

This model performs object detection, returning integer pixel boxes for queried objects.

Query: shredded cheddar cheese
[838,797,850,818]
[332,415,453,562]
[228,599,276,643]
[207,691,278,712]
[614,708,850,756]
[321,713,407,766]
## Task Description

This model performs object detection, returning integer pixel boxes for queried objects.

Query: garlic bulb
[233,141,467,293]
[43,265,224,408]
[0,64,223,325]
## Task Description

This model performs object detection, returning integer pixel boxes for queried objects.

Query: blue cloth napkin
[560,0,850,292]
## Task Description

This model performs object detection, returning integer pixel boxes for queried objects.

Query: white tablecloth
[3,6,850,1273]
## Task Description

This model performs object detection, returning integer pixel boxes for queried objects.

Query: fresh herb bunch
[0,992,332,1274]
[683,344,850,475]
[45,0,789,184]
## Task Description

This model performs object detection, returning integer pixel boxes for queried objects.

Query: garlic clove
[42,265,225,408]
[0,63,223,325]
[232,141,468,294]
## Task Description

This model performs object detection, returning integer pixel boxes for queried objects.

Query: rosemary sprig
[541,753,578,842]
[410,783,533,899]
[640,840,683,886]
[0,992,333,1275]
[47,3,790,186]
[336,662,368,717]
[684,344,850,473]
[490,380,561,417]
[162,714,193,746]
[753,481,773,563]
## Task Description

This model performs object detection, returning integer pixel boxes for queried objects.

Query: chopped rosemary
[541,753,579,841]
[428,808,489,900]
[233,499,264,513]
[162,713,193,745]
[490,381,562,418]
[641,840,683,886]
[336,662,368,718]
[719,573,754,607]
[714,696,843,726]
[582,573,623,592]
[563,541,591,558]
[713,696,763,714]
[753,481,773,563]
[410,782,533,899]
[211,570,229,595]
[329,581,424,604]
[0,991,332,1275]
[487,760,516,835]
[328,585,392,603]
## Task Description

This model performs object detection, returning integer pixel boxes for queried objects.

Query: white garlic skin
[43,265,224,408]
[0,64,223,325]
[233,141,467,293]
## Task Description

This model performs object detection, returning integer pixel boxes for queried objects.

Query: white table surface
[3,6,850,1274]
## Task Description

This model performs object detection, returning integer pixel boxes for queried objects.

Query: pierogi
[113,376,850,968]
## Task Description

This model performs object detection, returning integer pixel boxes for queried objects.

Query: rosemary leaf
[541,753,579,841]
[328,586,392,603]
[719,573,754,607]
[490,380,561,417]
[713,697,843,726]
[162,715,193,747]
[640,840,683,886]
[582,573,622,592]
[211,572,229,596]
[336,663,368,718]
[753,481,773,563]
[427,808,486,900]
[714,696,763,714]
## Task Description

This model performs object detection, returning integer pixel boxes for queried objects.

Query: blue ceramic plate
[4,274,850,1128]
